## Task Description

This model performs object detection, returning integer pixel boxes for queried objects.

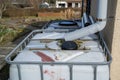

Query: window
[59,3,65,8]
[68,3,72,8]
[75,3,78,8]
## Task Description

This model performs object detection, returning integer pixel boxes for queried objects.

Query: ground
[0,18,47,80]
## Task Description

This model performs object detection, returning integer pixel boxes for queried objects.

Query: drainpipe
[64,0,108,41]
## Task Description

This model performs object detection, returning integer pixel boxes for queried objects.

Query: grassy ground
[0,18,47,80]
[0,16,50,46]
[0,25,22,46]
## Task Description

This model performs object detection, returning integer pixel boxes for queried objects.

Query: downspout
[64,0,108,41]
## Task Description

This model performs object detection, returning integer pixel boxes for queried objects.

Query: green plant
[0,25,19,45]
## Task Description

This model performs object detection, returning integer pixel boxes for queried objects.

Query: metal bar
[27,38,30,42]
[83,13,91,26]
[93,66,97,80]
[104,48,107,58]
[17,64,22,80]
[106,51,108,61]
[20,46,22,51]
[109,64,111,80]
[81,17,85,28]
[5,31,34,61]
[31,34,34,37]
[8,57,11,61]
[7,61,112,65]
[69,65,73,80]
[42,20,53,29]
[24,42,26,47]
[40,64,44,80]
[99,32,112,60]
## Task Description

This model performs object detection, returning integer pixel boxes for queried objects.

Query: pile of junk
[5,0,112,80]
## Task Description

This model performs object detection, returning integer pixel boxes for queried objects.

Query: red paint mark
[35,51,54,62]
[43,70,55,79]
[44,70,48,74]
[55,55,59,60]
[59,78,65,80]
[51,71,55,74]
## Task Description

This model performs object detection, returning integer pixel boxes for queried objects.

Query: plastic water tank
[10,51,109,80]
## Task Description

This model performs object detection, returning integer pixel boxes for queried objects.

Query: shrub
[0,25,19,45]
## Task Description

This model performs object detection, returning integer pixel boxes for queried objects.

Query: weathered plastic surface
[8,31,111,80]
[10,49,109,80]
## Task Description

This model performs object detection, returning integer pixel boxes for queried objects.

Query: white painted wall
[56,1,68,8]
[78,3,81,7]
[72,2,81,8]
[72,3,75,8]
[56,1,81,8]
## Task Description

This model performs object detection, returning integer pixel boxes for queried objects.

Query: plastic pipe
[89,16,95,24]
[81,17,85,28]
[64,0,108,41]
[83,13,91,27]
[97,0,108,19]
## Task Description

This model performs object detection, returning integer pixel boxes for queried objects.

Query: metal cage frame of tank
[5,29,112,80]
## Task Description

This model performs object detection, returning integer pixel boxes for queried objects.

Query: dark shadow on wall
[102,0,117,51]
[91,0,118,52]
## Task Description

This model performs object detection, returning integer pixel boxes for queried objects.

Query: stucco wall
[91,0,120,80]
[110,0,120,80]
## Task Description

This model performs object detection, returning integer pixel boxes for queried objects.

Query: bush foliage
[0,25,23,45]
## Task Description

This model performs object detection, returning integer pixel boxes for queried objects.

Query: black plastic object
[61,41,78,50]
[59,20,77,26]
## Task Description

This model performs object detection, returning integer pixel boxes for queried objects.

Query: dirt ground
[0,21,47,80]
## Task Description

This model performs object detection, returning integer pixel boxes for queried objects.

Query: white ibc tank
[10,51,109,80]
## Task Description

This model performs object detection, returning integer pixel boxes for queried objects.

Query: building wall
[56,1,81,8]
[110,0,120,80]
[56,1,68,8]
[91,0,120,80]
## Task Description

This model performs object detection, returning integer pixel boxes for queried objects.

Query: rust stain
[51,71,55,74]
[34,51,54,62]
[59,78,65,80]
[44,70,48,74]
[55,55,59,60]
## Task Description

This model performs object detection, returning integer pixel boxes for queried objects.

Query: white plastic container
[10,50,109,80]
[32,32,98,40]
